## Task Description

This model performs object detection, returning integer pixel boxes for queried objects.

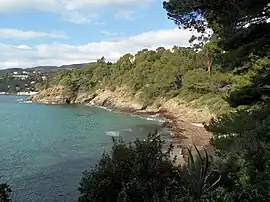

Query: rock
[75,93,96,103]
[140,104,147,110]
[28,86,74,104]
[161,121,170,128]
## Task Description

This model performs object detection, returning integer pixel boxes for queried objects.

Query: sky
[0,0,197,69]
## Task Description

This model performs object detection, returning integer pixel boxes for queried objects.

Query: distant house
[31,81,36,84]
[41,76,47,80]
[13,72,18,75]
[13,74,29,80]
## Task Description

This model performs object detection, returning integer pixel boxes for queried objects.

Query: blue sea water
[0,95,165,201]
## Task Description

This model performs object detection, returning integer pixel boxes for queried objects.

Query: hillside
[29,40,270,164]
[0,62,95,92]
[31,47,234,116]
[27,62,95,73]
[0,62,93,74]
[28,46,233,158]
[3,0,270,201]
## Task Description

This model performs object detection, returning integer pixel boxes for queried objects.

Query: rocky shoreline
[27,86,214,164]
[108,107,212,164]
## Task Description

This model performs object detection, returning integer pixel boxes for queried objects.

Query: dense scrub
[41,24,269,115]
[78,132,224,202]
[0,183,11,202]
[78,0,270,201]
[43,46,238,114]
[3,0,270,201]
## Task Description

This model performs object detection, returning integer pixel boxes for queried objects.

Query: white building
[13,74,29,80]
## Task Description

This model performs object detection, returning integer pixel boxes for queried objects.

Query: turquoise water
[0,95,164,201]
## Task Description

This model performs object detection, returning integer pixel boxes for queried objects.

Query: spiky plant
[180,144,221,200]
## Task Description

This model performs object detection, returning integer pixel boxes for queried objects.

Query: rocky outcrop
[89,88,145,111]
[27,86,75,104]
[28,86,214,123]
[74,92,97,104]
[154,98,213,123]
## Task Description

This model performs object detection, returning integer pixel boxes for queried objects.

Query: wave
[129,113,167,124]
[95,105,113,112]
[16,98,24,102]
[105,131,120,137]
[87,104,166,124]
[144,116,165,122]
[23,101,32,104]
[17,100,32,104]
[105,128,133,137]
[16,98,33,104]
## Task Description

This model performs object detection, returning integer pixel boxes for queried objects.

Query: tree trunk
[204,49,212,75]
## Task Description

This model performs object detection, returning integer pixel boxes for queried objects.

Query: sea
[0,95,170,201]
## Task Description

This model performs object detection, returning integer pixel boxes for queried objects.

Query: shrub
[78,131,223,202]
[78,131,178,202]
[0,183,11,202]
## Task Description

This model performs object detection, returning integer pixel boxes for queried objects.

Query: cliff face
[76,88,145,111]
[28,86,75,104]
[29,85,213,123]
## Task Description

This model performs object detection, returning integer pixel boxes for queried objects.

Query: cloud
[0,0,153,24]
[115,9,136,20]
[0,28,196,69]
[100,30,124,37]
[63,11,94,24]
[0,28,67,39]
[0,0,153,11]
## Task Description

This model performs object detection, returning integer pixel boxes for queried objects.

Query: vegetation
[0,63,90,93]
[42,46,235,114]
[78,132,223,202]
[78,0,270,202]
[2,0,270,201]
[0,183,11,202]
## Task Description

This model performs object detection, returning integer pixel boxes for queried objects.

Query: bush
[78,131,178,202]
[78,131,224,202]
[0,183,11,202]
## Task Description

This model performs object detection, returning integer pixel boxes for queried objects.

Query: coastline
[93,104,213,164]
[27,87,213,164]
[0,91,38,96]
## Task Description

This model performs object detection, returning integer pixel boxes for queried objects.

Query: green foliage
[45,46,234,112]
[181,69,232,94]
[180,145,222,199]
[1,0,270,201]
[162,2,270,202]
[204,106,270,201]
[78,131,178,202]
[164,0,270,108]
[78,132,225,202]
[0,183,11,202]
[163,0,270,53]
